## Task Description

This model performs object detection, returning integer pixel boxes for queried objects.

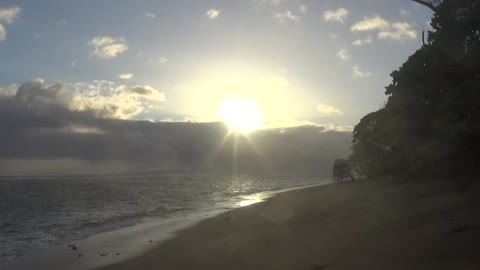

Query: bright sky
[0,0,433,130]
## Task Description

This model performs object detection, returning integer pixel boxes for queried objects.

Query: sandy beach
[97,177,480,270]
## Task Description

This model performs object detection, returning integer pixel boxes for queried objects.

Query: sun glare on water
[216,97,263,133]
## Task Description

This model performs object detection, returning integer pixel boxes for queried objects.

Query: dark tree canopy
[343,0,480,179]
[333,159,354,182]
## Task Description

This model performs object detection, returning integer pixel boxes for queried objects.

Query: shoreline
[98,177,480,270]
[1,182,330,270]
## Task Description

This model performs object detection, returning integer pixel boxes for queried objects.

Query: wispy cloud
[206,9,220,19]
[379,22,417,41]
[68,81,166,119]
[118,73,133,80]
[299,5,308,14]
[159,56,168,64]
[145,13,156,19]
[117,85,165,101]
[337,49,350,61]
[264,75,288,87]
[252,0,288,5]
[0,24,5,41]
[57,18,67,25]
[400,9,411,16]
[0,83,18,96]
[352,35,373,46]
[351,15,389,32]
[317,104,343,115]
[0,6,21,24]
[351,16,417,42]
[0,6,21,42]
[328,33,338,40]
[352,65,372,79]
[0,80,166,121]
[323,8,349,23]
[273,11,299,24]
[89,36,128,59]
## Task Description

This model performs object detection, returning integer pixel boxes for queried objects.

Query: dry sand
[100,177,480,270]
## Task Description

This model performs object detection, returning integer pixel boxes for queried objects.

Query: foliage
[333,159,354,182]
[345,0,480,178]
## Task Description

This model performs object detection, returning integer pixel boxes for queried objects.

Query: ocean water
[0,175,329,264]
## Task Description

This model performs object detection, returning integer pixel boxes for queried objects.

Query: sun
[216,97,263,133]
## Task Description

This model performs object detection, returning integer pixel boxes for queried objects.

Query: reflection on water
[237,193,272,207]
[0,175,326,264]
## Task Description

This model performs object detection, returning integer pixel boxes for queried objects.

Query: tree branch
[411,0,437,11]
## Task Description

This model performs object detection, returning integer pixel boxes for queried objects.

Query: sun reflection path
[237,193,272,207]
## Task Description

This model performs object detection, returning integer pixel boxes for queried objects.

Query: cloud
[57,18,68,25]
[159,56,169,64]
[0,82,352,176]
[317,104,343,115]
[118,73,133,80]
[352,35,373,46]
[262,75,288,87]
[351,15,389,32]
[206,9,220,19]
[400,9,411,16]
[0,80,165,120]
[68,81,166,119]
[351,16,417,42]
[328,33,338,40]
[117,85,165,101]
[145,13,156,18]
[0,6,21,24]
[299,5,308,14]
[323,8,349,23]
[273,11,299,24]
[0,80,353,176]
[323,125,354,132]
[336,49,350,61]
[0,80,166,120]
[352,65,372,79]
[252,0,288,5]
[15,79,62,100]
[378,22,417,41]
[89,36,128,59]
[0,24,5,41]
[0,6,21,42]
[0,84,18,96]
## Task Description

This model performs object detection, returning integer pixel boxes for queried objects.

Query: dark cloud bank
[0,81,352,176]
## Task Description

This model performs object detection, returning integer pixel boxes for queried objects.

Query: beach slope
[100,177,480,270]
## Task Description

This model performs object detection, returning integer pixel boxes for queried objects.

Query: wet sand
[99,177,480,270]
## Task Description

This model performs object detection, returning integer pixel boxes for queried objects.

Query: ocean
[0,175,329,265]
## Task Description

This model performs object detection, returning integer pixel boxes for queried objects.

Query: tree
[333,159,354,182]
[342,0,480,178]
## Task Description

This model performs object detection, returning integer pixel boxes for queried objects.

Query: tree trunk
[411,0,438,11]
